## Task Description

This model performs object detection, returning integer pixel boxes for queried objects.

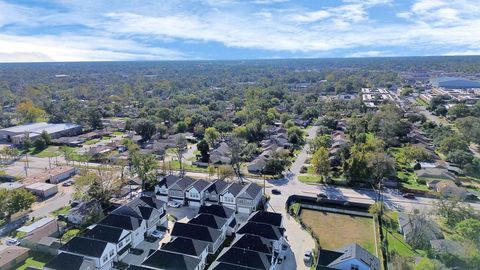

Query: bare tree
[228,136,246,183]
[175,135,187,174]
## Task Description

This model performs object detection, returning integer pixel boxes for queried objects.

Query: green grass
[298,174,322,183]
[61,229,80,242]
[300,209,377,254]
[397,171,430,191]
[15,253,53,270]
[112,131,125,136]
[51,205,71,216]
[384,211,416,257]
[415,97,428,106]
[84,139,100,145]
[165,160,209,172]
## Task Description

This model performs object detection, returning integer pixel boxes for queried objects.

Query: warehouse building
[25,183,58,198]
[0,122,82,144]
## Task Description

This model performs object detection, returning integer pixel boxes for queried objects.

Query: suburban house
[219,183,244,210]
[188,213,229,238]
[248,211,283,228]
[160,237,209,270]
[98,214,146,247]
[236,183,263,214]
[236,221,285,252]
[58,236,116,270]
[185,179,210,207]
[430,239,465,257]
[203,180,229,206]
[67,200,102,225]
[415,168,457,182]
[83,224,132,260]
[155,175,181,201]
[171,222,223,254]
[214,246,273,270]
[198,205,236,234]
[316,244,381,270]
[44,251,96,270]
[168,176,197,204]
[209,142,231,165]
[17,217,62,253]
[427,180,468,199]
[398,213,443,245]
[0,245,30,270]
[112,196,166,234]
[142,250,202,270]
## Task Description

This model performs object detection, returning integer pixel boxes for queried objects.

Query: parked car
[303,250,312,263]
[402,193,415,199]
[62,180,73,187]
[6,238,19,246]
[272,189,281,195]
[151,230,165,239]
[317,193,327,199]
[167,201,181,208]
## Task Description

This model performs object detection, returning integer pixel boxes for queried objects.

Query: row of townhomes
[122,209,285,270]
[155,175,264,214]
[44,195,167,270]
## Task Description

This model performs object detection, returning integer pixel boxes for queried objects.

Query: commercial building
[0,122,82,144]
[23,166,77,185]
[25,182,58,198]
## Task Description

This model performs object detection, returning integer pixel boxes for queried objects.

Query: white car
[303,250,312,263]
[167,201,181,208]
[6,238,19,246]
[151,230,165,239]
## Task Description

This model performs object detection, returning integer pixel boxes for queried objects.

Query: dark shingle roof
[242,183,262,198]
[231,234,273,254]
[159,175,181,188]
[99,214,142,231]
[171,222,221,243]
[172,176,197,191]
[44,253,88,270]
[206,180,229,194]
[59,236,109,258]
[126,266,152,270]
[112,205,143,219]
[236,222,283,241]
[142,250,201,270]
[208,262,257,270]
[317,249,343,267]
[188,214,227,230]
[217,247,272,270]
[189,179,210,192]
[161,237,209,257]
[198,204,235,219]
[248,211,282,227]
[83,224,127,243]
[224,183,244,196]
[330,244,380,270]
[138,195,165,209]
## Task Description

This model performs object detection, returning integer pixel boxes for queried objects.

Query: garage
[188,200,201,207]
[237,206,251,214]
[170,198,184,204]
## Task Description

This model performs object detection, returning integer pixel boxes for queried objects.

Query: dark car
[402,193,415,199]
[317,193,327,199]
[272,189,281,195]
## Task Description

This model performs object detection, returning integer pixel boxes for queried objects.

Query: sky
[0,0,479,62]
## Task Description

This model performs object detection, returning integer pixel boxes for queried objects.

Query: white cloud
[347,50,392,57]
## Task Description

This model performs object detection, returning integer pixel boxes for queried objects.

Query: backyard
[300,209,377,255]
[14,252,53,270]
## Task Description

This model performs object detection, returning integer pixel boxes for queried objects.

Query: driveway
[122,238,161,265]
[166,205,198,221]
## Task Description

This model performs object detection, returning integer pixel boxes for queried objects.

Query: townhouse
[112,196,167,234]
[155,175,181,201]
[160,237,209,270]
[236,182,263,214]
[236,221,285,252]
[44,252,96,270]
[185,179,210,207]
[198,205,236,234]
[141,250,203,270]
[57,236,116,270]
[98,214,146,247]
[188,213,228,239]
[219,183,244,210]
[168,176,197,204]
[203,180,229,206]
[170,222,223,254]
[83,224,132,260]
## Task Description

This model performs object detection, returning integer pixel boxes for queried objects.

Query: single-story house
[66,200,102,225]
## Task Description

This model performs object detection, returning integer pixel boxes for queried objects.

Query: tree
[414,258,446,270]
[87,108,103,130]
[204,127,220,147]
[33,137,47,150]
[175,135,187,172]
[309,134,331,153]
[40,130,51,145]
[197,140,209,162]
[454,219,480,245]
[134,119,157,142]
[367,152,395,184]
[448,103,471,119]
[344,145,370,184]
[435,195,478,227]
[264,149,291,175]
[446,150,474,167]
[0,188,35,219]
[228,136,246,181]
[438,136,469,155]
[455,116,480,145]
[74,169,122,205]
[217,165,235,181]
[311,147,330,181]
[401,145,431,163]
[129,151,158,192]
[287,126,304,145]
[16,101,46,123]
[23,132,33,149]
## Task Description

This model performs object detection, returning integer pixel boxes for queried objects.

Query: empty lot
[300,209,376,254]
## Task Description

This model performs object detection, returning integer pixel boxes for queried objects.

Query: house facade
[185,179,210,207]
[168,177,197,204]
[236,183,263,214]
[154,175,181,202]
[203,180,228,206]
[58,236,116,270]
[219,183,244,210]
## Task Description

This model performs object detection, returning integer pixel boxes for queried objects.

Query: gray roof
[189,214,227,230]
[205,180,229,194]
[398,213,443,242]
[223,183,244,197]
[0,122,80,134]
[143,250,201,270]
[161,237,209,257]
[241,183,262,198]
[415,168,456,181]
[430,239,465,257]
[329,244,380,270]
[216,247,272,270]
[189,179,211,192]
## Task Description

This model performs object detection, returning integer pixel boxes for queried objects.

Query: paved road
[29,185,75,219]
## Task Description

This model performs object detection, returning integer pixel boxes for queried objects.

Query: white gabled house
[112,196,167,234]
[155,175,181,202]
[168,176,197,204]
[219,183,244,210]
[185,179,210,207]
[203,180,229,206]
[83,224,132,261]
[99,214,146,247]
[236,183,263,214]
[58,236,116,270]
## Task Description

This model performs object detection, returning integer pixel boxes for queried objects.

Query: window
[102,255,108,263]
[110,250,114,257]
[119,241,123,248]
[351,265,359,270]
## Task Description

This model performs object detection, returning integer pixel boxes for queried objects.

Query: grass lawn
[384,211,417,257]
[51,205,71,216]
[165,160,208,172]
[34,146,61,157]
[84,139,100,145]
[300,209,377,254]
[61,228,80,242]
[15,253,53,270]
[397,171,429,191]
[298,174,322,183]
[112,131,125,136]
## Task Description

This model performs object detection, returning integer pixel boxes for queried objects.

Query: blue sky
[0,0,479,62]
